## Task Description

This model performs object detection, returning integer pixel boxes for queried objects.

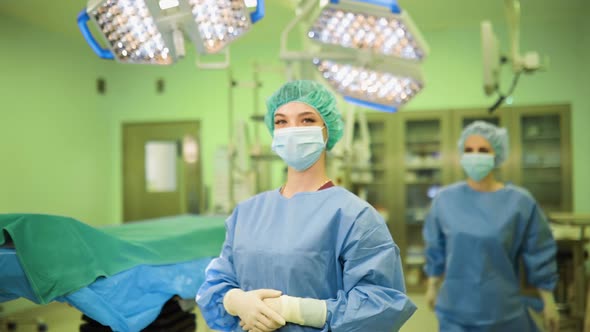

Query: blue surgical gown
[197,186,416,331]
[423,182,557,329]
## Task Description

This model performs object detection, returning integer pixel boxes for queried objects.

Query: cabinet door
[451,109,510,182]
[511,106,572,212]
[347,112,396,228]
[395,111,451,290]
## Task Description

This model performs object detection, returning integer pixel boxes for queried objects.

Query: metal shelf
[523,179,562,184]
[405,258,426,266]
[406,139,441,144]
[343,165,387,172]
[405,165,442,170]
[250,154,280,161]
[522,165,561,169]
[406,147,441,153]
[522,135,561,141]
[405,180,440,185]
[351,181,387,185]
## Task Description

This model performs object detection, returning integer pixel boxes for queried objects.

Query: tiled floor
[0,293,577,332]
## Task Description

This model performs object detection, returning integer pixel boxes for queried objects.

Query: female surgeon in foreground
[196,80,416,332]
[423,121,559,332]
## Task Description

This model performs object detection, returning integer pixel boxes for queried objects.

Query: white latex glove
[223,289,286,332]
[241,297,282,332]
[285,295,326,328]
[243,295,326,330]
[539,290,559,332]
[263,297,282,316]
[425,277,441,311]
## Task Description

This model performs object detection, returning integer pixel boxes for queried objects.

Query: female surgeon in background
[196,80,416,332]
[423,121,559,332]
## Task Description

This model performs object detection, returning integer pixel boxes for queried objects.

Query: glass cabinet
[342,111,398,238]
[341,105,571,291]
[510,106,572,212]
[393,111,452,290]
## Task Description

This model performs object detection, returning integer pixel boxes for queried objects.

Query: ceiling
[0,0,584,39]
[400,0,585,29]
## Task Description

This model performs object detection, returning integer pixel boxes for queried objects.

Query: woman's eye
[464,148,473,153]
[478,148,490,153]
[274,119,286,125]
[302,118,316,124]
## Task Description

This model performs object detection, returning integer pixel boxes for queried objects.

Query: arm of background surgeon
[521,203,559,331]
[522,203,558,292]
[423,197,446,278]
[321,208,417,332]
[538,289,559,332]
[196,210,241,331]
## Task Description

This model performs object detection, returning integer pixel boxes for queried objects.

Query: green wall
[0,15,112,225]
[0,14,113,313]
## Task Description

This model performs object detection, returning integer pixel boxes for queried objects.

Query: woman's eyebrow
[298,112,317,117]
[274,113,286,118]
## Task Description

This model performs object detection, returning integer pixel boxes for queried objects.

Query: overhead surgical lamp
[77,0,265,65]
[308,0,429,62]
[313,57,423,112]
[303,0,428,112]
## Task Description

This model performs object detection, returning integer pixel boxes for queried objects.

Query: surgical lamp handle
[330,0,401,14]
[196,47,230,70]
[77,9,114,60]
[250,0,265,24]
[344,96,397,113]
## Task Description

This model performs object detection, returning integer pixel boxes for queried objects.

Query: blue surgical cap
[458,121,509,166]
[265,80,344,151]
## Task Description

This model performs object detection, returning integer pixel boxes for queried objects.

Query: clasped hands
[223,288,285,332]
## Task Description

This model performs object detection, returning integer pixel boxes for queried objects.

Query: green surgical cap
[265,80,344,151]
[458,120,509,166]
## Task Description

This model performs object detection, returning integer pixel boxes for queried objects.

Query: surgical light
[158,0,179,10]
[77,0,264,64]
[313,58,423,112]
[244,0,258,7]
[307,0,428,61]
[84,0,172,64]
[187,0,253,54]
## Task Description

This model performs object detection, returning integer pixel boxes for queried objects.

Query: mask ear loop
[322,124,329,147]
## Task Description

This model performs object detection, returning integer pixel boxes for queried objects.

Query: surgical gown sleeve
[521,203,557,290]
[324,208,416,331]
[196,211,240,331]
[423,197,446,277]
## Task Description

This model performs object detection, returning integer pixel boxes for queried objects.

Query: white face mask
[271,126,326,171]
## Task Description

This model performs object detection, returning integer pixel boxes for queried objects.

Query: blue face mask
[460,153,495,181]
[271,126,326,172]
